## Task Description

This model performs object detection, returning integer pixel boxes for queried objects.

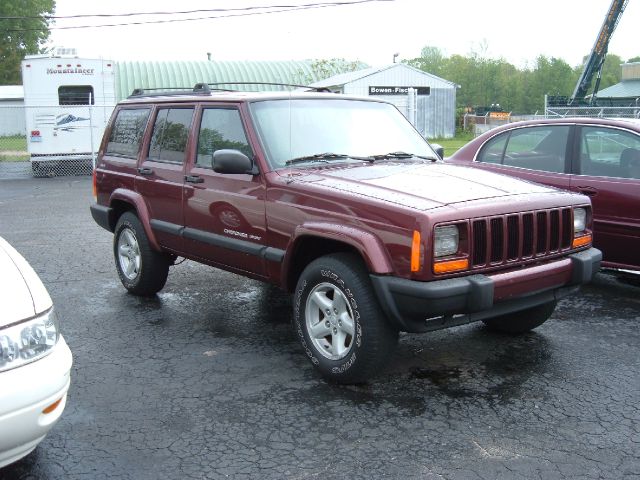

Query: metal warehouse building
[596,62,640,106]
[113,60,326,100]
[0,86,26,136]
[310,63,458,138]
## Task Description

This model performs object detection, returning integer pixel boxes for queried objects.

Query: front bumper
[370,248,602,333]
[0,335,72,468]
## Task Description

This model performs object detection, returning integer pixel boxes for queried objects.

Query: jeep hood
[286,162,556,211]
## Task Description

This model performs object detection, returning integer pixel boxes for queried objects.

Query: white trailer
[21,49,116,174]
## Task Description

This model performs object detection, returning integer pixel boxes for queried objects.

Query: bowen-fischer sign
[369,86,430,95]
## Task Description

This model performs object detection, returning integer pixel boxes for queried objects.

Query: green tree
[529,56,577,110]
[407,46,583,113]
[406,46,445,77]
[598,53,623,90]
[627,56,640,63]
[295,58,367,85]
[0,0,55,84]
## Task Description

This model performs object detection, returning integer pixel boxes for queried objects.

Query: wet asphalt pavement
[0,177,638,480]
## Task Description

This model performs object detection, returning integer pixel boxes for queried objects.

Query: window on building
[58,85,95,105]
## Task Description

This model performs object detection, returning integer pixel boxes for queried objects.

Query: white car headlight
[0,307,59,373]
[574,208,587,233]
[434,225,459,258]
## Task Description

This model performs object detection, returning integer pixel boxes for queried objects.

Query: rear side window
[196,108,253,167]
[106,108,151,158]
[149,108,195,164]
[478,126,569,173]
[59,85,94,105]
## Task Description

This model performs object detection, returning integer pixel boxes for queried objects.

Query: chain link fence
[544,105,640,120]
[464,104,640,137]
[0,104,109,179]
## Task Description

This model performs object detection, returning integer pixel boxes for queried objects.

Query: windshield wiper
[284,151,438,166]
[367,151,439,162]
[284,152,349,165]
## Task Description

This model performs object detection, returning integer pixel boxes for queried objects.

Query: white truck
[21,49,116,175]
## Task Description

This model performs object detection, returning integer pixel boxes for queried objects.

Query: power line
[1,0,395,35]
[1,1,394,34]
[0,0,394,22]
[0,6,305,33]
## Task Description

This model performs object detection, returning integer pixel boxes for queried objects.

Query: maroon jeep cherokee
[90,84,601,383]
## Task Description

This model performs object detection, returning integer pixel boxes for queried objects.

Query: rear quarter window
[106,108,151,158]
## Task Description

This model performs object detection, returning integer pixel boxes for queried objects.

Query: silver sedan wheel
[117,227,141,281]
[305,282,356,360]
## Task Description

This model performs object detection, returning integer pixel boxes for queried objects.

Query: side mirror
[431,143,445,160]
[212,149,256,175]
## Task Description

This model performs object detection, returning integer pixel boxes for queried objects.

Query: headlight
[434,225,459,257]
[0,308,59,373]
[574,208,586,233]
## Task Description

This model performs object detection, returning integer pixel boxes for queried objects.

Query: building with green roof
[596,62,640,106]
[114,60,337,100]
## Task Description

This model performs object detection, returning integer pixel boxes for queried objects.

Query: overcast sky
[48,0,639,68]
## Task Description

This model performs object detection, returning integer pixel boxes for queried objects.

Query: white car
[0,236,72,468]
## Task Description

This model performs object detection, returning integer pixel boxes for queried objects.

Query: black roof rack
[205,82,332,93]
[128,83,212,98]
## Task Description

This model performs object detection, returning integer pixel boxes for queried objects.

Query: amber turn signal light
[572,234,592,248]
[42,398,63,415]
[411,230,421,272]
[434,258,469,274]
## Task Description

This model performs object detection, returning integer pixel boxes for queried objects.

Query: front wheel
[293,253,398,384]
[113,212,170,296]
[482,301,557,334]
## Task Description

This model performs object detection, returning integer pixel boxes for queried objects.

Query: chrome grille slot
[550,210,560,251]
[536,212,547,254]
[490,218,504,263]
[472,220,487,265]
[507,215,519,260]
[561,208,572,248]
[523,213,534,257]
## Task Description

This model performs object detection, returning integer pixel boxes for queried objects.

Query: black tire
[293,252,398,384]
[113,212,170,296]
[482,301,557,334]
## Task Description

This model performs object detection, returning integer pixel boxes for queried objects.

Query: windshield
[250,98,437,169]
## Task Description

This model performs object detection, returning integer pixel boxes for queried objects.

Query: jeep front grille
[471,208,573,268]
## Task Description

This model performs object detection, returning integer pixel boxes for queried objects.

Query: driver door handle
[138,167,153,175]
